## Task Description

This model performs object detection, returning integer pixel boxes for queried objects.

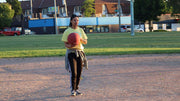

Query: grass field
[0,32,180,58]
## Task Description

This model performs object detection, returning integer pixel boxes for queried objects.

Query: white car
[126,27,144,32]
[24,29,31,35]
[120,25,131,32]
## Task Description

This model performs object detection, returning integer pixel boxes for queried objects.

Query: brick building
[19,0,131,34]
[21,0,130,18]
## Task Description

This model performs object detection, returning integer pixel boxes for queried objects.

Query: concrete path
[0,54,180,101]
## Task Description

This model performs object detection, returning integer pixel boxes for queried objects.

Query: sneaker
[71,90,76,96]
[76,90,83,95]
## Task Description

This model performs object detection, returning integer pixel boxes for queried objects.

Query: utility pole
[118,0,121,32]
[130,0,135,36]
[54,0,58,34]
[30,0,33,18]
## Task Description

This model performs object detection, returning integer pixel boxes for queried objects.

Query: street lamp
[127,0,135,36]
[130,0,135,36]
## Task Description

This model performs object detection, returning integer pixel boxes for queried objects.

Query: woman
[62,14,88,96]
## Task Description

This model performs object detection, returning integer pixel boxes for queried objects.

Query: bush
[153,30,167,32]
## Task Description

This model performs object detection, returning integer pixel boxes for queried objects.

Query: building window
[102,4,107,16]
[42,8,48,15]
[74,6,81,16]
[158,24,162,29]
[74,6,81,12]
[166,23,171,29]
[97,26,101,32]
[48,6,58,14]
[43,27,46,33]
[60,7,66,16]
[25,9,31,16]
[85,26,94,33]
[99,26,109,32]
[104,26,109,32]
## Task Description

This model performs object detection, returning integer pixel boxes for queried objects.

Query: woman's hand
[80,38,87,44]
[64,38,87,48]
[64,42,77,48]
[64,42,72,48]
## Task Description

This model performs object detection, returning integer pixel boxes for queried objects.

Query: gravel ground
[0,54,180,101]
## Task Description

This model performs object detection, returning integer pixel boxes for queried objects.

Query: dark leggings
[68,53,83,91]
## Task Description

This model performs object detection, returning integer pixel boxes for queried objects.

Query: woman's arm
[64,42,78,48]
[64,42,72,48]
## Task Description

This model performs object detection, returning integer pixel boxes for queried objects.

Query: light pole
[127,0,135,36]
[130,0,135,36]
[118,0,121,32]
[54,0,58,34]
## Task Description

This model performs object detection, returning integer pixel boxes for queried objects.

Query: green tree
[81,0,95,17]
[6,0,22,16]
[167,0,180,18]
[0,3,15,28]
[134,0,167,32]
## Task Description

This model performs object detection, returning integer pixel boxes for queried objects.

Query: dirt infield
[0,54,180,101]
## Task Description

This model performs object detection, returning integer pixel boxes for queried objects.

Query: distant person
[61,14,88,96]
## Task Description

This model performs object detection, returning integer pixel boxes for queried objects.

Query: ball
[67,33,80,45]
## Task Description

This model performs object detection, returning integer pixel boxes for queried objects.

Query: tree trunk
[149,20,153,32]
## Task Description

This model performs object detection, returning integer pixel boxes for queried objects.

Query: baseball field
[0,32,180,58]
